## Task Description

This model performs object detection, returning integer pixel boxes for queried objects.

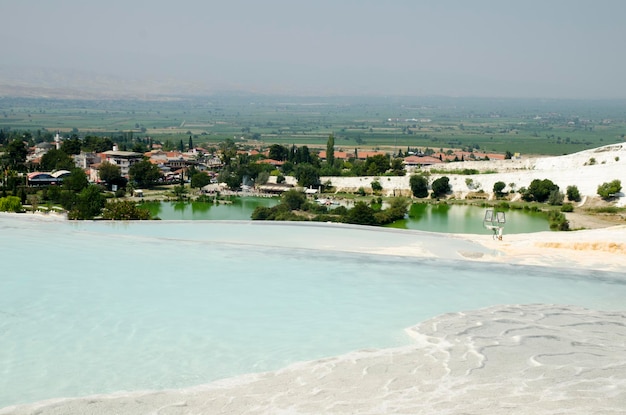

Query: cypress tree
[326,134,335,166]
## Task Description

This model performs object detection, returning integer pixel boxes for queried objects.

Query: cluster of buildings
[23,135,506,187]
[26,142,223,186]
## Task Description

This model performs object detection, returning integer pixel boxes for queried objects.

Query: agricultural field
[1,95,625,156]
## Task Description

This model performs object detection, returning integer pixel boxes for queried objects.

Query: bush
[409,174,429,198]
[251,206,272,220]
[0,196,23,212]
[431,177,450,198]
[547,189,564,206]
[597,179,622,200]
[67,185,106,220]
[371,180,383,192]
[524,179,558,203]
[566,185,581,202]
[282,189,306,210]
[547,210,570,231]
[561,203,574,212]
[346,201,377,225]
[102,200,151,220]
[191,172,212,188]
[493,181,506,197]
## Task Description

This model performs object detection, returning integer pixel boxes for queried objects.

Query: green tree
[295,163,320,188]
[4,139,28,171]
[61,136,82,155]
[268,144,289,161]
[256,171,270,186]
[191,171,211,188]
[132,142,146,153]
[371,180,383,192]
[523,179,558,203]
[188,135,193,150]
[129,159,162,188]
[172,184,188,200]
[98,161,122,187]
[431,176,450,198]
[547,210,570,231]
[219,138,238,166]
[83,136,114,153]
[346,201,376,225]
[63,168,89,192]
[410,174,429,198]
[390,158,405,175]
[326,134,335,167]
[597,179,622,200]
[282,189,306,210]
[364,154,390,175]
[68,185,106,220]
[217,165,242,189]
[40,148,74,171]
[566,185,581,202]
[373,197,409,224]
[0,196,22,212]
[548,189,564,205]
[493,181,506,197]
[293,145,313,164]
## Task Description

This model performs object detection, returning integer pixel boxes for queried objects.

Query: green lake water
[140,198,550,234]
[387,203,550,234]
[141,197,279,220]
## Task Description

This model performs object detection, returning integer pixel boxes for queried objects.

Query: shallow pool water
[0,216,623,409]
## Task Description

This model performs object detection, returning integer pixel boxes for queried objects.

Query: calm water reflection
[388,203,550,234]
[141,197,279,220]
[141,198,549,234]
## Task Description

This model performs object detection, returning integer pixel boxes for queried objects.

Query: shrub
[566,185,581,202]
[282,189,306,210]
[409,174,429,198]
[346,201,376,225]
[251,206,272,220]
[597,179,622,200]
[431,176,450,198]
[561,203,574,212]
[191,172,211,188]
[524,179,558,203]
[0,196,23,212]
[547,210,570,231]
[547,189,564,206]
[493,181,506,197]
[102,201,151,220]
[371,180,383,192]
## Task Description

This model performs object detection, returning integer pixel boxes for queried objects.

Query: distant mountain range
[0,66,223,100]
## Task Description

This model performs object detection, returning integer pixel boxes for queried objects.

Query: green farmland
[1,95,625,155]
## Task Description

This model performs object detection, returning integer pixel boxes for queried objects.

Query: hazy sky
[1,0,625,98]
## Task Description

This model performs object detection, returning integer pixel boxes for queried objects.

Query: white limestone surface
[3,304,624,415]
